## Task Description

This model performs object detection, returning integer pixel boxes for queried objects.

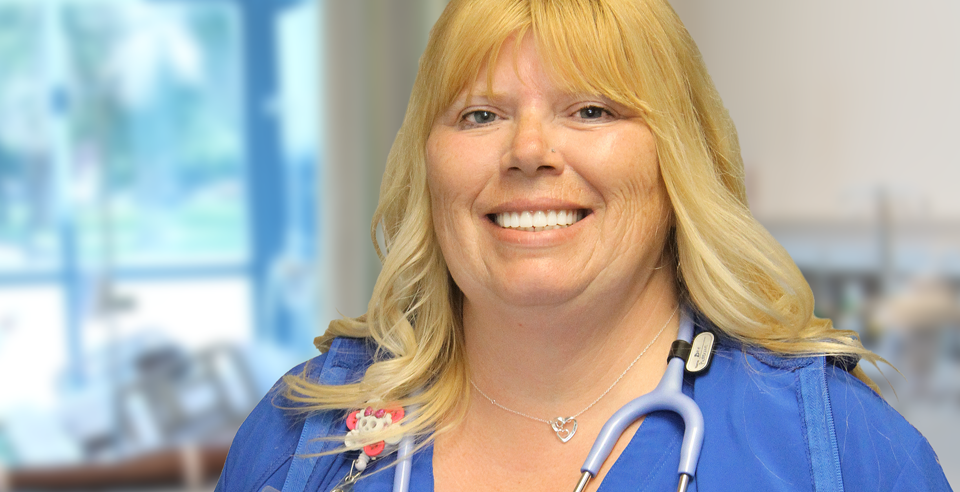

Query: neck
[462,267,680,418]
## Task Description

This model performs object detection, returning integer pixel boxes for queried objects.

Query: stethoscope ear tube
[392,434,415,492]
[677,473,692,492]
[574,310,705,492]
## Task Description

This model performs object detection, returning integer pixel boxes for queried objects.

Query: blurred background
[0,0,955,489]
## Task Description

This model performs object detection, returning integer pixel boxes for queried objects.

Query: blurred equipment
[873,277,960,401]
[119,343,258,449]
[875,276,960,330]
[3,337,263,490]
[61,338,258,461]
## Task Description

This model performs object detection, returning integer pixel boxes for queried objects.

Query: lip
[485,214,590,246]
[483,206,593,247]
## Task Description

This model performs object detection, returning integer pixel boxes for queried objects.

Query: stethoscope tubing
[393,433,414,492]
[576,309,704,491]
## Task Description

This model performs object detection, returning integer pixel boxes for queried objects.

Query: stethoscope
[391,309,710,492]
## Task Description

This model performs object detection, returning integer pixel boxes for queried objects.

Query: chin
[492,281,584,308]
[451,262,590,309]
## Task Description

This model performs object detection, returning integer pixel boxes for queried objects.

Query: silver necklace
[470,305,678,443]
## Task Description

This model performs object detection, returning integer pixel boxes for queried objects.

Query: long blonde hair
[284,0,879,444]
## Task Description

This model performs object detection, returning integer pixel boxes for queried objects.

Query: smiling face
[426,34,674,310]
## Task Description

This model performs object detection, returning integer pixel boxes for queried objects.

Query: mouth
[487,209,590,232]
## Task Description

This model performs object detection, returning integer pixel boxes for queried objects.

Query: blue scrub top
[217,333,952,491]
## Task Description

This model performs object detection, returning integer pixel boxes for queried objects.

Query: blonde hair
[284,0,879,445]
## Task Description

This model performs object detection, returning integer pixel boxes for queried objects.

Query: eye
[463,110,498,125]
[577,106,609,119]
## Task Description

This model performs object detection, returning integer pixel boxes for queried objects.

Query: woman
[217,0,950,490]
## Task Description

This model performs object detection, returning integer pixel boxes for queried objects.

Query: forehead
[452,34,601,110]
[462,36,551,96]
[423,3,663,128]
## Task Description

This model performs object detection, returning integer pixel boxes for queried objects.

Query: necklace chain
[470,305,678,425]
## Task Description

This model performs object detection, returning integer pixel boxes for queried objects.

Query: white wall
[320,0,448,320]
[672,0,960,223]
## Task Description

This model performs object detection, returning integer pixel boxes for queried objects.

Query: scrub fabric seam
[281,338,353,492]
[797,357,844,492]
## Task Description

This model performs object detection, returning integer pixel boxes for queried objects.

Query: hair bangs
[423,0,678,126]
[421,0,530,127]
[530,0,660,115]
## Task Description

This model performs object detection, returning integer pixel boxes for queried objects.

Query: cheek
[425,138,457,218]
[644,181,674,238]
[619,133,662,208]
[426,133,468,199]
[574,132,664,210]
[579,129,671,244]
[426,135,491,217]
[620,171,672,238]
[425,136,473,256]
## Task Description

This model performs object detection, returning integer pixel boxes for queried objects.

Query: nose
[503,113,563,176]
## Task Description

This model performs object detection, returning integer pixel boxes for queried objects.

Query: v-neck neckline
[417,386,693,492]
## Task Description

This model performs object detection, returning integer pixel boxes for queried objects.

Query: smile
[490,209,588,232]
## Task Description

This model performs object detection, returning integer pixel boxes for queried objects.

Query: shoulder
[216,338,375,492]
[823,361,951,490]
[694,333,950,490]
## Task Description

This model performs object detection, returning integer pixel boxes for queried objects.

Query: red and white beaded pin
[343,405,405,471]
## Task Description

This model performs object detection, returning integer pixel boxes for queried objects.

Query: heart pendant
[551,416,578,443]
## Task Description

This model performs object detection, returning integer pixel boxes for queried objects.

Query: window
[0,0,319,465]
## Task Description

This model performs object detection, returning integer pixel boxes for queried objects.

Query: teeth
[495,209,585,231]
[519,211,533,228]
[533,211,546,228]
